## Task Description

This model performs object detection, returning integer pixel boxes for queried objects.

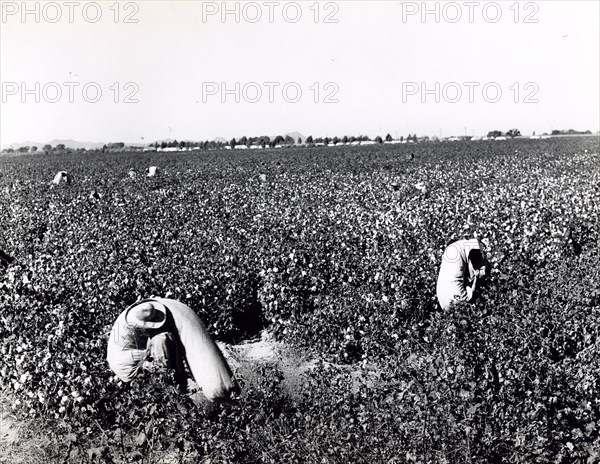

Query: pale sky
[1,0,599,145]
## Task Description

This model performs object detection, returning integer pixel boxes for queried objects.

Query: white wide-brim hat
[125,301,167,329]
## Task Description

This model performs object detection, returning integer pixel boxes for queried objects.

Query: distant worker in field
[147,166,158,177]
[107,298,236,402]
[436,238,490,311]
[52,171,73,185]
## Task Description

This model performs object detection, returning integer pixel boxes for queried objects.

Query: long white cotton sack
[153,298,235,401]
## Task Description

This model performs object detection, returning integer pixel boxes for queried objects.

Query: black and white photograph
[1,1,599,462]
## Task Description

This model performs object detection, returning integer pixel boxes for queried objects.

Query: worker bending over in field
[436,238,490,311]
[107,298,236,401]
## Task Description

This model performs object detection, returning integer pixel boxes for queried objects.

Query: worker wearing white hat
[107,298,236,402]
[107,300,185,384]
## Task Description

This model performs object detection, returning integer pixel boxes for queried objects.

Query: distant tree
[30,146,38,153]
[230,138,237,148]
[179,140,186,149]
[306,135,314,144]
[17,146,30,153]
[108,142,125,150]
[153,142,160,148]
[385,133,393,142]
[101,145,107,153]
[348,136,355,143]
[324,137,331,145]
[532,131,536,136]
[375,136,383,144]
[273,135,285,145]
[43,144,52,154]
[413,134,418,142]
[551,130,560,136]
[487,130,503,138]
[56,144,66,151]
[284,135,295,145]
[342,135,348,144]
[400,136,404,142]
[7,148,14,153]
[160,141,167,149]
[332,136,339,145]
[297,137,302,144]
[506,129,521,138]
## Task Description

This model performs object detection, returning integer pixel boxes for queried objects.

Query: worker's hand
[143,359,159,373]
[466,286,474,301]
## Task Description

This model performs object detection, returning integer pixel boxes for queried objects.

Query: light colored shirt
[106,309,151,382]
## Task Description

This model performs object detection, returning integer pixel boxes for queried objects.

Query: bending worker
[107,298,236,401]
[436,238,489,311]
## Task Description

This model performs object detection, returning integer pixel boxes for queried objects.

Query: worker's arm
[466,275,478,301]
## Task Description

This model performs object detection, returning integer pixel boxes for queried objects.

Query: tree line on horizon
[1,128,595,154]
